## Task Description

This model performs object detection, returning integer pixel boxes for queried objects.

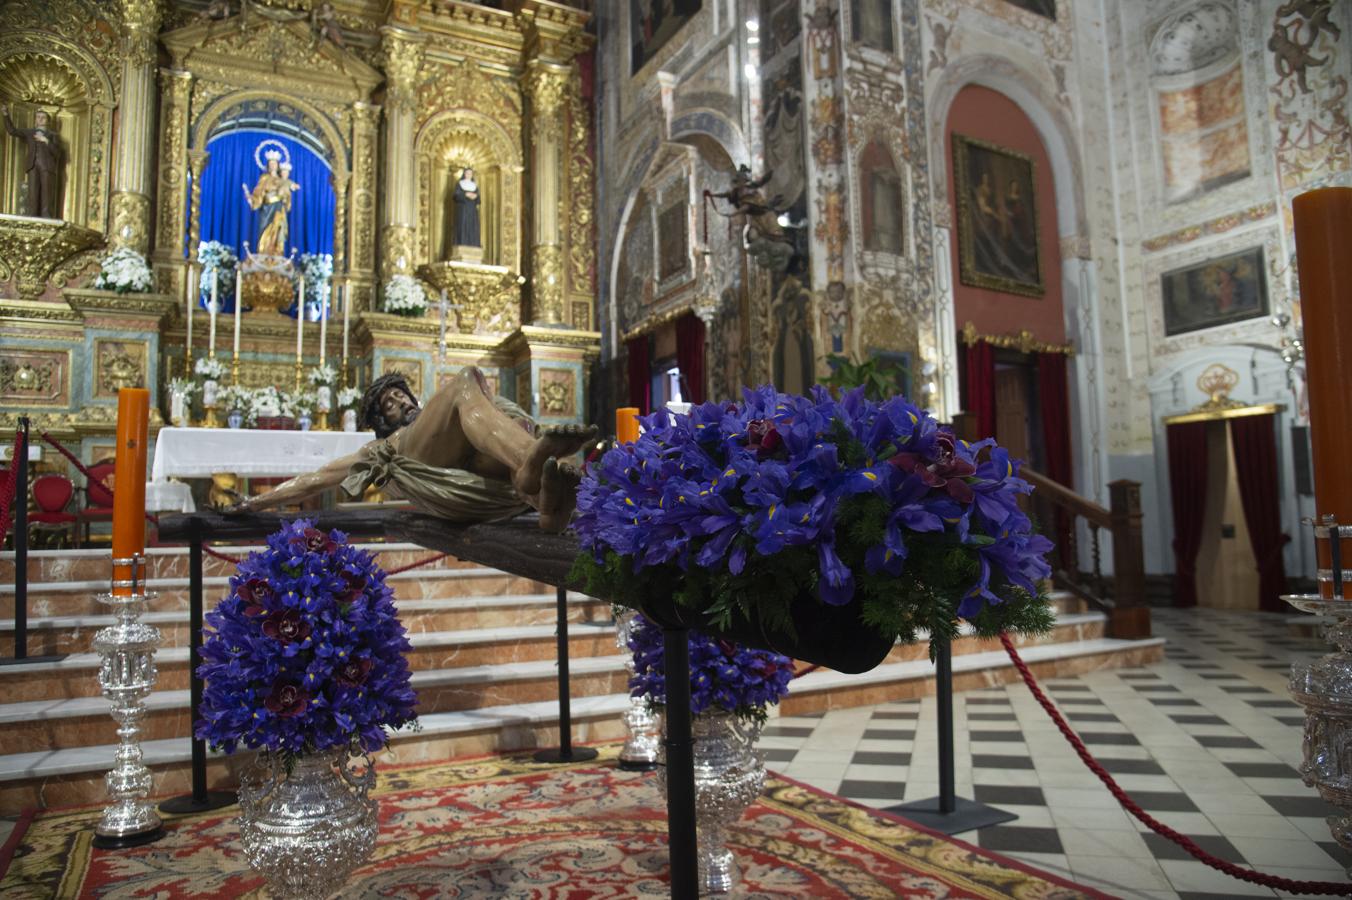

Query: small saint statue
[453,167,481,250]
[2,103,63,220]
[242,149,300,258]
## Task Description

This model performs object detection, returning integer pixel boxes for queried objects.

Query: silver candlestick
[1285,515,1352,875]
[615,608,660,771]
[92,554,165,848]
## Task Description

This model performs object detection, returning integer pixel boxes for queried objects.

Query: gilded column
[153,69,193,290]
[348,102,380,306]
[378,27,425,283]
[109,0,162,254]
[523,61,569,326]
[186,150,209,262]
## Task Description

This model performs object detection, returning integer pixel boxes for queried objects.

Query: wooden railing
[1022,468,1150,639]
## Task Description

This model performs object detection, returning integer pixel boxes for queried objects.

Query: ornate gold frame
[952,133,1044,298]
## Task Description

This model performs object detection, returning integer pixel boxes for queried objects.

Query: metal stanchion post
[15,417,28,661]
[534,586,598,763]
[663,626,698,899]
[161,519,236,813]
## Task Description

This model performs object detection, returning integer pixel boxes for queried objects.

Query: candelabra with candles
[1285,516,1352,871]
[92,553,165,848]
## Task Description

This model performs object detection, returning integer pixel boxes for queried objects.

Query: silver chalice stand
[1285,516,1352,873]
[615,608,660,771]
[92,554,165,848]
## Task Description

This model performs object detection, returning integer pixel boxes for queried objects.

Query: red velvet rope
[0,428,25,539]
[999,632,1350,895]
[40,431,158,527]
[386,553,447,575]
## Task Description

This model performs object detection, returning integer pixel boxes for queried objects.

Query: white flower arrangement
[168,377,198,400]
[196,240,238,305]
[337,386,362,410]
[296,253,334,307]
[307,363,338,388]
[284,391,315,417]
[194,356,228,382]
[219,384,256,425]
[383,274,428,317]
[252,385,285,419]
[93,247,154,295]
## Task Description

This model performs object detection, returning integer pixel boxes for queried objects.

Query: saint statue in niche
[453,167,481,249]
[242,145,299,258]
[2,103,63,219]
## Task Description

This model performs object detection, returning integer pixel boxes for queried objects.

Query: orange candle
[1293,187,1352,598]
[111,388,150,595]
[616,407,640,444]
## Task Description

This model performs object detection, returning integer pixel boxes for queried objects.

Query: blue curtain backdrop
[197,130,334,316]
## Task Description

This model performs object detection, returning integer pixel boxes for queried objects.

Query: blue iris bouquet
[196,520,418,761]
[627,614,794,725]
[572,386,1055,655]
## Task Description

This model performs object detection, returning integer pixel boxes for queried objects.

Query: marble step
[0,654,634,751]
[781,635,1167,714]
[0,564,550,619]
[0,693,635,812]
[0,612,1104,754]
[0,621,624,702]
[0,628,1163,812]
[0,591,612,656]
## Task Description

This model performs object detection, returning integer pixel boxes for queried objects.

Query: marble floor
[763,606,1345,899]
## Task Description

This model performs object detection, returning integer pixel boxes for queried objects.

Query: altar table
[151,426,374,481]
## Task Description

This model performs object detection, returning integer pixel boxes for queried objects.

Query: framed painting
[631,0,702,75]
[1161,246,1268,337]
[953,133,1044,298]
[657,201,689,280]
[1003,0,1055,20]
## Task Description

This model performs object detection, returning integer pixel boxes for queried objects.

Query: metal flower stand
[615,609,660,771]
[1285,515,1352,873]
[92,554,165,849]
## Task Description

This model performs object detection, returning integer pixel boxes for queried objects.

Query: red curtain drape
[626,335,651,415]
[1036,352,1074,569]
[1229,414,1290,612]
[1167,421,1209,607]
[675,314,707,405]
[964,341,996,440]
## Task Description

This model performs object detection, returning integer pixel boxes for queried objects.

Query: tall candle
[319,281,328,366]
[296,276,305,359]
[438,288,448,367]
[341,283,350,363]
[1293,187,1352,597]
[185,264,194,358]
[233,275,242,362]
[208,269,218,357]
[616,407,640,444]
[111,388,150,597]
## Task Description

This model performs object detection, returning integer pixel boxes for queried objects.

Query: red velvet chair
[29,473,76,548]
[77,462,116,548]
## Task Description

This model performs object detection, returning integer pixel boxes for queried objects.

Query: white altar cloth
[145,480,195,513]
[151,427,374,481]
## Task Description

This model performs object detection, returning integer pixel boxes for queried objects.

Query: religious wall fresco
[1267,0,1349,190]
[850,0,894,54]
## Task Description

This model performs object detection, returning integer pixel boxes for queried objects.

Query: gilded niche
[94,339,147,397]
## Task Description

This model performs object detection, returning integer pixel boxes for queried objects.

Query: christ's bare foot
[514,423,597,497]
[536,458,582,533]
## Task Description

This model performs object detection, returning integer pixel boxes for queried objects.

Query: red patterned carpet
[1,746,1108,898]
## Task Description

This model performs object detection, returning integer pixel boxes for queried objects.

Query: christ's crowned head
[362,373,420,438]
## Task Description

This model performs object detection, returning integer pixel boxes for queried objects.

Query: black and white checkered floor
[763,607,1348,899]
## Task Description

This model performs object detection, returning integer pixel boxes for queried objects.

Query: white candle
[296,275,305,360]
[185,264,194,355]
[438,288,447,368]
[233,275,242,362]
[341,283,350,362]
[319,280,328,366]
[209,269,218,357]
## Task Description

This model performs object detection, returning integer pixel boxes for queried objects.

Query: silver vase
[659,709,766,894]
[616,609,660,770]
[238,749,378,899]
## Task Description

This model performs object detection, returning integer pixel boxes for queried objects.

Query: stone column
[523,61,569,326]
[378,26,425,282]
[109,0,162,254]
